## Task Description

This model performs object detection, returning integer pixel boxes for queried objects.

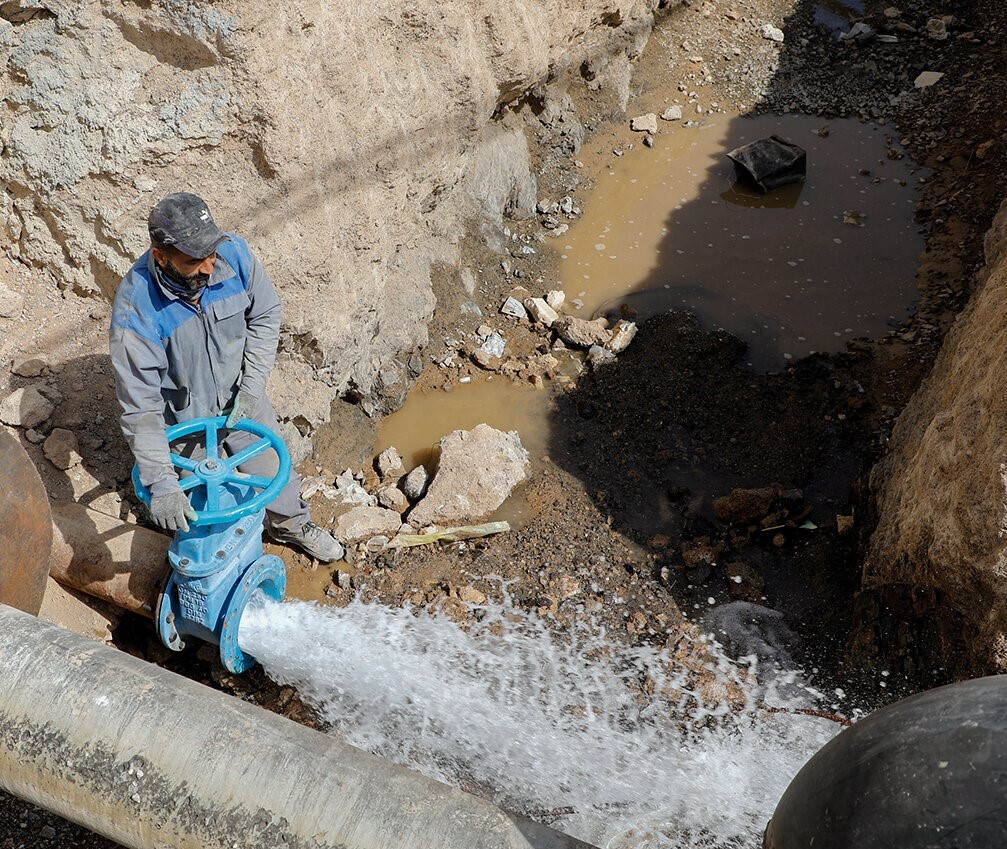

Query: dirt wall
[0,0,668,445]
[866,198,1007,672]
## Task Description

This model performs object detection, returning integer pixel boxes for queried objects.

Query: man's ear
[151,245,165,267]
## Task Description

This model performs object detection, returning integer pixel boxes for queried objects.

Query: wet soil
[300,0,1007,712]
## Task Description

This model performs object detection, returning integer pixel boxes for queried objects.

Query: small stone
[375,446,405,482]
[335,569,353,590]
[630,113,658,134]
[377,486,410,513]
[480,332,507,358]
[24,428,44,444]
[43,428,83,470]
[547,223,569,238]
[553,315,611,348]
[458,586,487,605]
[476,324,492,338]
[402,464,430,501]
[545,290,565,309]
[836,514,855,535]
[333,506,402,544]
[643,136,654,148]
[925,17,948,40]
[759,23,784,42]
[772,533,786,547]
[587,345,616,367]
[0,386,54,429]
[11,355,47,377]
[606,320,638,353]
[523,297,559,327]
[398,523,415,535]
[558,196,574,215]
[661,105,683,121]
[914,71,945,88]
[714,487,778,524]
[500,296,528,319]
[883,6,901,18]
[470,349,502,371]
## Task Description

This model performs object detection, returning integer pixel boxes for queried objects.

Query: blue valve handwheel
[131,416,291,527]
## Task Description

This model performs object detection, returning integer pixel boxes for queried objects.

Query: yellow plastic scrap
[385,521,511,548]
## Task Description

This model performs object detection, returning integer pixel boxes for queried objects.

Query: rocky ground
[3,0,1007,842]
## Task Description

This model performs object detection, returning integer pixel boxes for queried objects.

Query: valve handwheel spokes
[132,416,292,528]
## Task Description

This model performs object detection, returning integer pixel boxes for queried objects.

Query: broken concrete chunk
[606,320,638,353]
[377,486,410,513]
[545,289,566,310]
[524,297,559,327]
[500,296,528,319]
[630,113,658,134]
[408,424,529,526]
[333,506,403,544]
[402,464,430,501]
[661,105,683,121]
[375,446,405,481]
[333,470,378,507]
[43,428,82,470]
[553,315,611,348]
[0,386,54,429]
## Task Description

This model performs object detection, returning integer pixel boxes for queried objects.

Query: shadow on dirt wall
[544,0,977,683]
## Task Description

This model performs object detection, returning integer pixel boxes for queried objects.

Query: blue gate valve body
[132,416,291,673]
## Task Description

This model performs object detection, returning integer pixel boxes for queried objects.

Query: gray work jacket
[109,234,281,495]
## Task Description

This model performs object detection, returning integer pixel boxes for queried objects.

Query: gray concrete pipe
[0,607,598,849]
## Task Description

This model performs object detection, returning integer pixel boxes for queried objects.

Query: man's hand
[149,490,197,533]
[224,390,256,429]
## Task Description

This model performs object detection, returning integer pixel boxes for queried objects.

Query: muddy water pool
[377,112,923,467]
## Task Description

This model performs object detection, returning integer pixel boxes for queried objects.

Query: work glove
[224,390,256,429]
[149,489,198,533]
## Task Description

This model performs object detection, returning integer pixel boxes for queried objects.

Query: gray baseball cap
[148,192,229,258]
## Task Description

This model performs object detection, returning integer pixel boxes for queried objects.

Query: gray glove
[224,390,257,428]
[149,489,197,533]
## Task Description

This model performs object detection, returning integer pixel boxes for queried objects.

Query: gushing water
[239,594,841,848]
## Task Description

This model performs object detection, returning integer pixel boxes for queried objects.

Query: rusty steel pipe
[49,501,169,618]
[0,428,52,615]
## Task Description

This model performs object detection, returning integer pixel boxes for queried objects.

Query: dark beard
[158,257,210,298]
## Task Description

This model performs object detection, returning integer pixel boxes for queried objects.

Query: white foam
[239,594,840,848]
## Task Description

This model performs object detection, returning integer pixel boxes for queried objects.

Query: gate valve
[132,416,291,673]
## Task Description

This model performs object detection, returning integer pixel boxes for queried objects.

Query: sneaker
[267,521,345,562]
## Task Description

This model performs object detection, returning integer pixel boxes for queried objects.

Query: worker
[109,192,344,562]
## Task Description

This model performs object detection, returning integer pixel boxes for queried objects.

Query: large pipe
[764,675,1007,847]
[49,500,169,617]
[0,604,597,849]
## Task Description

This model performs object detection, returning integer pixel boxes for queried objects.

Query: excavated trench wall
[867,198,1007,674]
[0,0,673,455]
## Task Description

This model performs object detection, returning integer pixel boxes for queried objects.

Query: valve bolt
[215,551,225,559]
[235,528,244,536]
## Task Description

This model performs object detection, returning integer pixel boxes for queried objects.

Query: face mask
[157,256,210,298]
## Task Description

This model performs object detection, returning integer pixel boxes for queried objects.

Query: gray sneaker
[268,521,345,562]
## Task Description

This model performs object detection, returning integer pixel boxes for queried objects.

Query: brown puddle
[374,112,923,511]
[561,113,923,371]
[373,378,551,526]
